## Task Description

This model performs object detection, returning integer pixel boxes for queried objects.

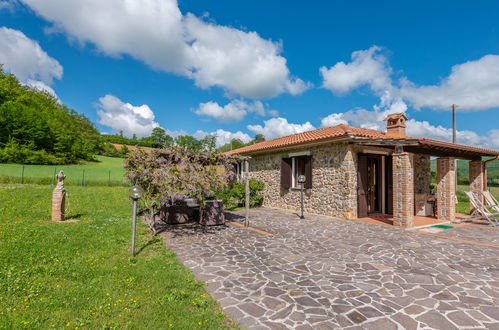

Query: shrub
[216,179,265,209]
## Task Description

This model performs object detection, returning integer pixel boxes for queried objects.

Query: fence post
[82,169,85,186]
[21,165,25,184]
[108,170,111,186]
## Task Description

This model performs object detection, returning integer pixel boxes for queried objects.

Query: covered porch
[354,139,498,229]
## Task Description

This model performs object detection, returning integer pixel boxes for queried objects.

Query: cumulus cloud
[320,113,348,127]
[320,96,499,150]
[194,99,277,123]
[0,27,62,96]
[320,46,391,95]
[193,129,251,147]
[321,46,499,112]
[400,55,499,110]
[247,117,315,140]
[21,0,309,99]
[25,79,58,97]
[96,94,160,138]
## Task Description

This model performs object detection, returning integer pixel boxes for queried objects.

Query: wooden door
[385,156,393,214]
[357,155,368,218]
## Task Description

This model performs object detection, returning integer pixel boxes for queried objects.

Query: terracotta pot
[200,200,225,226]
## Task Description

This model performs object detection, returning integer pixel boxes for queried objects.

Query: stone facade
[248,142,358,219]
[436,157,456,222]
[414,155,431,194]
[392,152,414,228]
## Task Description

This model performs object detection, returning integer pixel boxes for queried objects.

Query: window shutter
[304,156,313,189]
[281,158,292,189]
[357,155,368,218]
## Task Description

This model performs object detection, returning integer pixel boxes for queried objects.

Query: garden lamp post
[130,185,142,256]
[298,175,306,219]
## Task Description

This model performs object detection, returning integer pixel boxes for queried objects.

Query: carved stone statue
[52,170,66,221]
[55,170,66,190]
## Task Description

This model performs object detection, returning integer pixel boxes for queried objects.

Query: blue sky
[1,0,498,148]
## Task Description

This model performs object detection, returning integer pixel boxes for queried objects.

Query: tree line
[101,128,264,156]
[0,67,264,164]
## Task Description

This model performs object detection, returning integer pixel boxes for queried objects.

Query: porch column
[469,160,486,212]
[392,151,414,228]
[436,157,456,222]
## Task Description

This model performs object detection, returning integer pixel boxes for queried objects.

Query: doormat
[432,224,454,229]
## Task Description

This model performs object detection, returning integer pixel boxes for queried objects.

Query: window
[235,162,243,181]
[292,157,307,188]
[281,156,312,189]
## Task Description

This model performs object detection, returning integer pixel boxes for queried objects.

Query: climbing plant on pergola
[124,147,249,223]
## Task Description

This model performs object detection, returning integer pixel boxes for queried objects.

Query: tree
[201,135,217,152]
[175,135,203,151]
[150,127,166,148]
[0,67,101,164]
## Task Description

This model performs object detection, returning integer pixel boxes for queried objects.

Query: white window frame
[291,157,306,188]
[289,151,310,189]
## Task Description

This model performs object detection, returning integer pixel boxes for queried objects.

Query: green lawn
[0,184,232,329]
[0,156,126,186]
[456,185,499,214]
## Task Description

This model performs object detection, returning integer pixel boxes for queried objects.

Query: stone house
[227,114,499,228]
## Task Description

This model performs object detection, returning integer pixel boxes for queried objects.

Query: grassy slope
[0,185,232,329]
[0,156,125,185]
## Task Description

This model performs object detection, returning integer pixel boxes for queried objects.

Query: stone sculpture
[52,170,66,221]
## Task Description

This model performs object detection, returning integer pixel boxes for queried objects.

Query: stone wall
[248,142,358,219]
[414,154,431,194]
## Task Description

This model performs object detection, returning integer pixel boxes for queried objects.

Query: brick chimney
[384,113,408,137]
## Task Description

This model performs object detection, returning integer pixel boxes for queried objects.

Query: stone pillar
[52,188,66,221]
[469,160,486,212]
[392,152,414,228]
[436,157,456,222]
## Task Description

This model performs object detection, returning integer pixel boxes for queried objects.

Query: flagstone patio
[161,208,499,329]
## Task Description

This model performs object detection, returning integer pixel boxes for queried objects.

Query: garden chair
[481,190,499,213]
[464,191,499,227]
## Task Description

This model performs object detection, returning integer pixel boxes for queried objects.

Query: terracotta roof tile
[225,124,499,157]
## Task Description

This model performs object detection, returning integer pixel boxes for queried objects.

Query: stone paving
[161,208,499,329]
[419,224,499,246]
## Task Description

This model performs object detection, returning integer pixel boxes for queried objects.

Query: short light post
[298,175,306,219]
[129,185,142,256]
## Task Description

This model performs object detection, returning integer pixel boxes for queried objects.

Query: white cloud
[0,1,14,11]
[247,117,315,140]
[321,46,499,112]
[25,79,57,97]
[96,94,160,138]
[0,27,62,96]
[195,101,247,123]
[21,0,309,99]
[320,46,391,95]
[320,99,499,150]
[319,46,499,149]
[320,113,348,127]
[193,129,251,147]
[194,99,278,123]
[400,55,499,111]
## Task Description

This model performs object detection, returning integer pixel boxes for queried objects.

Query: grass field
[0,156,126,186]
[456,185,499,214]
[0,184,232,329]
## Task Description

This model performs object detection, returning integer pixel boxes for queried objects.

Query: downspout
[484,156,499,164]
